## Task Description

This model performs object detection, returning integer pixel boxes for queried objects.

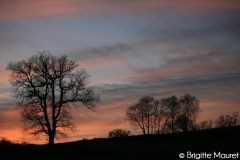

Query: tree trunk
[184,118,188,132]
[147,114,150,135]
[48,132,55,145]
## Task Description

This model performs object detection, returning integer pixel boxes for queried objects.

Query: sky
[0,0,240,144]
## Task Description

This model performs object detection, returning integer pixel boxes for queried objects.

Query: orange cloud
[0,71,9,83]
[0,109,23,143]
[0,99,135,144]
[68,100,135,139]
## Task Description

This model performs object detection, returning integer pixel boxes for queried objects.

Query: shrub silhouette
[0,138,12,145]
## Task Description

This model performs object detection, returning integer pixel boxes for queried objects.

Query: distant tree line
[197,112,239,130]
[126,94,200,134]
[126,94,240,135]
[0,138,30,145]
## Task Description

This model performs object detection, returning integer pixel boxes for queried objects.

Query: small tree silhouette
[108,129,131,138]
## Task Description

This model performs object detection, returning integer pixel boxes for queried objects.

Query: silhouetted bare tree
[108,129,131,138]
[153,100,167,134]
[161,120,172,134]
[7,52,99,145]
[126,98,147,135]
[161,96,180,133]
[126,96,161,135]
[138,96,155,134]
[177,94,200,132]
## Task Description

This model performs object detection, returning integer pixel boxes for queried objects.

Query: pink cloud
[128,52,240,83]
[76,57,130,84]
[1,0,240,20]
[198,101,240,122]
[78,57,128,70]
[0,0,83,20]
[0,109,23,143]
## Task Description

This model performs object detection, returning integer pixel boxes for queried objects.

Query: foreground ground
[1,126,240,160]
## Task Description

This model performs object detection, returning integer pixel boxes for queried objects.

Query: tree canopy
[126,94,200,134]
[7,52,100,145]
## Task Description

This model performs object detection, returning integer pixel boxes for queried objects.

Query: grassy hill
[1,126,240,160]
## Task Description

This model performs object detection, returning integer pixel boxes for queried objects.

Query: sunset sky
[0,0,240,144]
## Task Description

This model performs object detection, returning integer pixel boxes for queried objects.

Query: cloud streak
[1,0,240,20]
[126,51,240,82]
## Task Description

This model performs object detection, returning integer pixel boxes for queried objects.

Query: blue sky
[0,0,240,143]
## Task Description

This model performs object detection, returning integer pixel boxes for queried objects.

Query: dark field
[1,126,239,160]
